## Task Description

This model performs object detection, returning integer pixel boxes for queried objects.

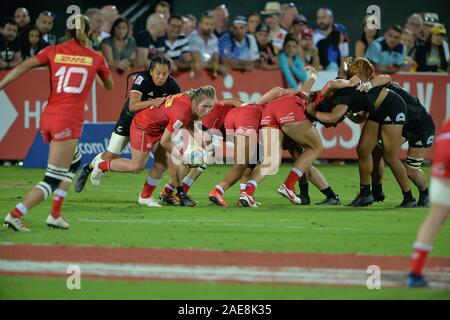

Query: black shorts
[403,113,436,148]
[113,101,134,137]
[368,90,407,125]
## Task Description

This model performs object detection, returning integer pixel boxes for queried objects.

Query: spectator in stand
[261,1,286,54]
[85,8,104,51]
[163,15,193,71]
[317,27,341,71]
[100,5,119,41]
[334,23,350,58]
[155,1,171,22]
[0,18,21,70]
[278,33,308,88]
[213,4,229,38]
[290,14,308,37]
[101,17,137,74]
[14,7,30,33]
[247,13,261,35]
[36,11,56,45]
[420,13,439,42]
[365,24,406,73]
[255,23,278,70]
[19,26,46,59]
[299,28,322,70]
[188,13,228,77]
[400,28,418,71]
[182,14,197,36]
[355,15,379,58]
[279,2,298,32]
[219,15,260,72]
[405,13,424,53]
[314,8,334,45]
[135,13,167,68]
[415,24,449,73]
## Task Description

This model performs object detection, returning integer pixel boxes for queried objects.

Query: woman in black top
[75,56,181,193]
[307,79,416,208]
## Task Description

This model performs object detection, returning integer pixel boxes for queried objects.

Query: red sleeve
[34,46,52,65]
[96,54,111,80]
[165,103,191,133]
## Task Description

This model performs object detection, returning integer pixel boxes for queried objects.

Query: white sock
[183,177,194,186]
[240,183,247,191]
[54,189,67,198]
[215,185,225,195]
[146,177,160,186]
[16,203,28,215]
[413,242,432,252]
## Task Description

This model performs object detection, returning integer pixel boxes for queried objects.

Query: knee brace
[405,156,424,170]
[64,146,82,182]
[36,165,69,199]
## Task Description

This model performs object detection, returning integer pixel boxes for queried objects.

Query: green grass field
[0,164,449,299]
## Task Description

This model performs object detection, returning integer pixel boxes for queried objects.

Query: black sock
[176,186,185,196]
[360,184,371,197]
[403,190,414,202]
[85,164,93,173]
[372,183,383,195]
[321,186,336,199]
[419,188,429,197]
[299,182,309,197]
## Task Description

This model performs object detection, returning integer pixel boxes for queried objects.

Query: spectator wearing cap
[278,33,308,88]
[135,13,167,68]
[355,15,379,58]
[101,17,137,74]
[316,27,341,71]
[85,8,104,51]
[420,13,449,64]
[182,14,197,36]
[415,24,448,72]
[0,18,21,70]
[365,24,406,73]
[247,13,261,35]
[14,7,30,33]
[290,14,308,36]
[299,28,322,70]
[279,2,298,32]
[214,4,229,38]
[163,15,193,71]
[254,23,278,70]
[219,15,259,71]
[36,11,56,45]
[188,13,228,77]
[261,1,286,54]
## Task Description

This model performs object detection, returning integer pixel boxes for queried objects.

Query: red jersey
[133,93,193,136]
[34,39,110,122]
[202,101,235,130]
[432,119,450,179]
[224,104,264,136]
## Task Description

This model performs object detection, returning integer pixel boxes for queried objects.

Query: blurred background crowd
[1,0,448,88]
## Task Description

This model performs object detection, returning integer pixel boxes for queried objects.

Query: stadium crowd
[1,1,449,86]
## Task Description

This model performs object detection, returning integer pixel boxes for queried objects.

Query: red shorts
[260,94,307,129]
[431,132,450,179]
[39,113,83,143]
[130,121,162,152]
[224,104,263,137]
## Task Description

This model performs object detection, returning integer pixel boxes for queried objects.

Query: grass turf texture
[0,164,449,299]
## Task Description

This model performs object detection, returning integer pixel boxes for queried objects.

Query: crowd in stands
[1,1,449,87]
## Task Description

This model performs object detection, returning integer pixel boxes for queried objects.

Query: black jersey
[387,83,428,128]
[123,71,181,117]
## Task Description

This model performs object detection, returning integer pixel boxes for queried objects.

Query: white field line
[0,260,449,289]
[74,218,357,231]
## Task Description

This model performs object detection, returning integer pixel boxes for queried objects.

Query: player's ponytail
[66,15,91,47]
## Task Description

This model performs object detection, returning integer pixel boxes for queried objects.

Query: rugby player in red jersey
[2,15,113,232]
[90,86,216,207]
[406,118,450,287]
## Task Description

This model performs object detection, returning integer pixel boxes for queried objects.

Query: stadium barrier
[1,68,449,162]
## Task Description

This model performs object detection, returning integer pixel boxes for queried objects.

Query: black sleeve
[334,89,356,107]
[166,77,181,94]
[130,73,151,94]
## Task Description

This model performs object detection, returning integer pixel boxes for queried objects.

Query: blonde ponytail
[188,85,216,104]
[67,15,91,47]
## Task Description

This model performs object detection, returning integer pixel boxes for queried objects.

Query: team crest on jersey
[135,76,144,85]
[55,54,93,66]
[427,135,434,145]
[396,113,406,122]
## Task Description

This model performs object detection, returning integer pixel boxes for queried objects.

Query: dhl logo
[54,54,93,66]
